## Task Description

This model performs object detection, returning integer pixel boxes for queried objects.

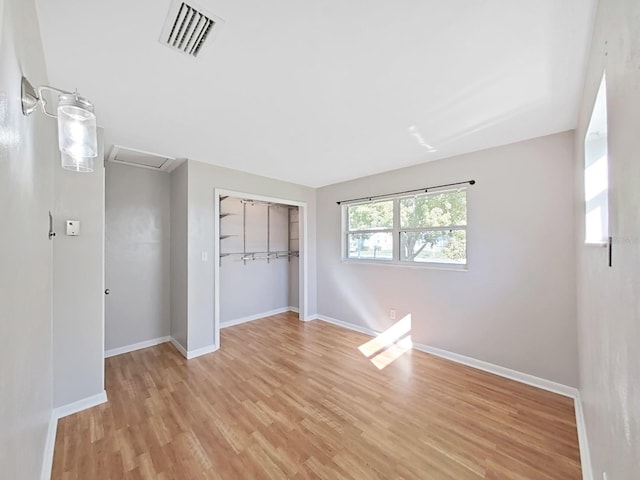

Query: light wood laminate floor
[52,312,581,479]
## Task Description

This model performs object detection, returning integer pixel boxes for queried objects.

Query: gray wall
[185,159,317,351]
[52,132,105,407]
[576,0,640,477]
[317,132,578,386]
[0,0,55,476]
[220,197,290,323]
[170,161,188,350]
[105,163,171,350]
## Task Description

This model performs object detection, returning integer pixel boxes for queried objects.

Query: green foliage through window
[400,191,466,228]
[348,201,393,230]
[345,189,467,265]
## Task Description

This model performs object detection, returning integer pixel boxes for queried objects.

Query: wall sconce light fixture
[21,76,98,172]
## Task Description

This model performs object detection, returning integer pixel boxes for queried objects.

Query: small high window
[584,74,609,245]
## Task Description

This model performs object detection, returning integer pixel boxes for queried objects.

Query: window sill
[584,242,608,247]
[341,259,468,271]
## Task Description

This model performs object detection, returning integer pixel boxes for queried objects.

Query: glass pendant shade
[57,93,98,159]
[61,152,94,173]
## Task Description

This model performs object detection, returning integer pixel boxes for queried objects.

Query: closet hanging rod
[238,252,299,261]
[336,179,476,205]
[222,250,299,256]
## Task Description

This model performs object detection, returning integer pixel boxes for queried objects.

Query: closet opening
[213,189,308,348]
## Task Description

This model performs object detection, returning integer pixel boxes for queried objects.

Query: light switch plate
[66,220,80,236]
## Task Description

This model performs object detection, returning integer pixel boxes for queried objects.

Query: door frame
[213,188,309,349]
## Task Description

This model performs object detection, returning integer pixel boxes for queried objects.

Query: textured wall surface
[317,132,578,386]
[575,0,640,477]
[186,159,317,352]
[0,0,56,476]
[105,163,171,350]
[170,162,188,350]
[52,132,105,408]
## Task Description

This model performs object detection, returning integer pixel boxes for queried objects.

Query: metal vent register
[160,0,224,57]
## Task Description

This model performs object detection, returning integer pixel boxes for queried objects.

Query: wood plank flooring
[52,312,581,479]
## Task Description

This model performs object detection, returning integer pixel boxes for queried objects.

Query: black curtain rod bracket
[336,179,476,205]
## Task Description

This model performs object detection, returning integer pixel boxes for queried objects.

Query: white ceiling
[35,0,596,188]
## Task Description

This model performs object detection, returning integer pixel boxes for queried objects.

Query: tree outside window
[344,189,467,266]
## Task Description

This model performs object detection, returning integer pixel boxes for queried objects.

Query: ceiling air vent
[159,0,224,57]
[107,145,184,173]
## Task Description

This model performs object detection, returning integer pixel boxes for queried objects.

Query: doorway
[214,189,308,348]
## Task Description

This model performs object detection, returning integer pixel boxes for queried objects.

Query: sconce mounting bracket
[21,76,39,116]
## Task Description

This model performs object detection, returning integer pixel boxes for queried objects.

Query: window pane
[400,191,466,228]
[348,201,393,231]
[584,73,608,244]
[347,232,393,260]
[400,230,466,264]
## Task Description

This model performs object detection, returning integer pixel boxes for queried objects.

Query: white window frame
[342,188,468,269]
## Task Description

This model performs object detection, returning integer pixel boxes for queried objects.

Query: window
[344,189,467,266]
[584,73,609,244]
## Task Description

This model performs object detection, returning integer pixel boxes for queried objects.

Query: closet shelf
[220,235,237,240]
[219,213,234,218]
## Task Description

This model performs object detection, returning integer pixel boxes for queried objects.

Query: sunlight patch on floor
[358,314,413,369]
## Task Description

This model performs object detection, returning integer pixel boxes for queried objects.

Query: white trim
[170,337,218,360]
[574,392,593,480]
[220,307,297,329]
[170,337,188,357]
[104,336,170,358]
[289,306,299,313]
[186,344,217,359]
[341,189,469,270]
[53,391,108,420]
[316,315,577,398]
[214,189,222,350]
[214,188,309,351]
[42,391,108,478]
[341,259,469,272]
[316,315,378,336]
[40,413,57,480]
[411,342,578,398]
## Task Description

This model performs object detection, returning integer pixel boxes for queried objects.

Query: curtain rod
[336,180,476,205]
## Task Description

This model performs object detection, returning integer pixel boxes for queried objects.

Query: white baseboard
[53,390,108,420]
[186,344,218,359]
[170,337,188,357]
[220,307,297,329]
[289,306,300,313]
[411,342,578,398]
[316,314,577,397]
[169,337,218,360]
[105,336,170,358]
[316,314,379,336]
[42,391,108,478]
[574,392,593,480]
[40,413,58,480]
[315,314,592,479]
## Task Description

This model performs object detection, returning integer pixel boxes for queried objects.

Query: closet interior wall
[219,197,299,324]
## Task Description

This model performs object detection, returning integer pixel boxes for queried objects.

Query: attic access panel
[107,145,184,172]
